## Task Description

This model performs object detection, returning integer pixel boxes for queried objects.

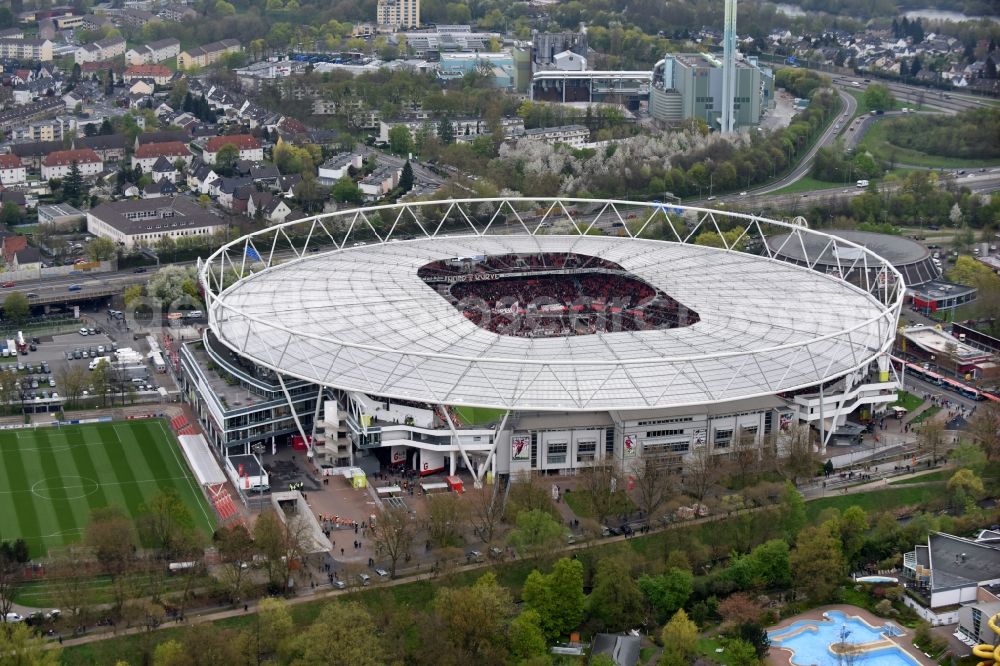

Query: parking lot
[3,325,163,409]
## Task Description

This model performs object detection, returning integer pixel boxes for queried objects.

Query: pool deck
[767,604,936,666]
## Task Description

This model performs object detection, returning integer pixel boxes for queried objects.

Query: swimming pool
[769,610,917,666]
[856,575,900,584]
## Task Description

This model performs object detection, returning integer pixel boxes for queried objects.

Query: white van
[856,179,869,188]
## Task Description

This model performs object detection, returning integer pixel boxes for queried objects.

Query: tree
[581,461,622,526]
[433,572,513,663]
[684,444,718,501]
[425,492,466,548]
[0,622,61,665]
[331,175,363,204]
[630,458,674,525]
[588,554,644,631]
[467,485,504,544]
[213,144,240,176]
[0,201,21,225]
[399,160,414,193]
[256,596,293,659]
[507,509,564,559]
[726,539,792,590]
[862,84,895,112]
[950,440,987,474]
[137,490,196,560]
[778,482,806,543]
[659,609,698,666]
[781,425,817,485]
[63,161,84,206]
[510,609,548,661]
[370,504,415,578]
[215,524,255,603]
[0,540,28,627]
[968,402,1000,461]
[283,601,383,665]
[947,468,984,509]
[838,505,870,568]
[522,557,585,641]
[790,521,845,604]
[153,639,188,666]
[718,593,766,630]
[253,508,313,594]
[639,567,693,624]
[123,284,144,310]
[56,365,88,406]
[388,125,413,155]
[87,236,118,262]
[723,637,762,666]
[3,292,29,325]
[438,116,455,145]
[84,506,139,616]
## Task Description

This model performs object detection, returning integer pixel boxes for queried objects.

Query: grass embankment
[910,405,942,425]
[859,118,1000,169]
[892,390,924,412]
[769,176,851,195]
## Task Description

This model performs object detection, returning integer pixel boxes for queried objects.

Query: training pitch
[0,419,216,558]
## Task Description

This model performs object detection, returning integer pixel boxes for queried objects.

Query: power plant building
[650,53,773,130]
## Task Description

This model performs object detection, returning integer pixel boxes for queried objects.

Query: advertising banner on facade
[623,433,638,457]
[511,434,530,461]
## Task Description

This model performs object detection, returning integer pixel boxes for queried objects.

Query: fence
[0,260,115,283]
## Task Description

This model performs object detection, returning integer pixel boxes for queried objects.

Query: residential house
[135,130,188,148]
[318,153,362,183]
[247,190,292,224]
[76,134,129,164]
[202,135,263,165]
[75,36,126,65]
[8,140,63,171]
[1,235,29,263]
[277,174,301,197]
[150,156,179,183]
[123,64,174,85]
[10,116,74,143]
[12,78,58,105]
[511,124,589,147]
[40,149,104,180]
[128,79,155,96]
[249,164,280,188]
[62,90,85,111]
[87,197,226,249]
[142,180,178,198]
[131,141,191,172]
[0,192,27,212]
[359,165,401,200]
[12,247,42,271]
[0,99,64,132]
[590,634,641,666]
[0,154,28,186]
[161,4,198,22]
[903,531,1000,626]
[214,176,253,209]
[187,162,219,194]
[176,39,241,70]
[0,38,53,62]
[125,38,180,65]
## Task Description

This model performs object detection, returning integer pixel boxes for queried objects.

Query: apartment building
[75,36,126,65]
[0,38,53,62]
[177,39,241,70]
[376,0,420,29]
[125,38,180,65]
[40,149,104,180]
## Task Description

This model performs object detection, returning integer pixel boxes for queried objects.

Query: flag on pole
[246,246,262,262]
[272,439,276,456]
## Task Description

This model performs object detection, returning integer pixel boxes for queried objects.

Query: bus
[893,357,984,401]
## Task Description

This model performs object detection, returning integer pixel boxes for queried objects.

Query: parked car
[67,284,82,291]
[79,328,88,336]
[1,281,14,288]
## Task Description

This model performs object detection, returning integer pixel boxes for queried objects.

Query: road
[749,87,858,196]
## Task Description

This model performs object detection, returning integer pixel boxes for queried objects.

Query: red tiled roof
[41,149,102,167]
[124,64,172,78]
[134,141,190,159]
[0,154,22,169]
[206,134,260,153]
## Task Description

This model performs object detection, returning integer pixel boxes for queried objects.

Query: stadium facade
[188,199,902,489]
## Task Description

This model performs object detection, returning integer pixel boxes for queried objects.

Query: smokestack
[721,0,737,134]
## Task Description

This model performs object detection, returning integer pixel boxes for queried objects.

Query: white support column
[442,408,481,488]
[275,371,312,458]
[474,410,510,485]
[818,383,825,456]
[309,384,324,440]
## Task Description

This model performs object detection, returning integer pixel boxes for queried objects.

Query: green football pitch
[0,419,216,558]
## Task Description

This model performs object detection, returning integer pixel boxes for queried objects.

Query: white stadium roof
[205,199,901,412]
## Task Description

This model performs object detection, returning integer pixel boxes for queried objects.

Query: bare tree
[683,445,718,501]
[46,548,96,632]
[581,461,622,525]
[781,425,819,485]
[424,493,467,548]
[726,428,760,488]
[0,545,23,625]
[968,402,1000,462]
[916,418,946,464]
[467,485,505,544]
[630,458,675,524]
[215,524,255,604]
[83,507,139,618]
[56,366,88,408]
[254,508,315,594]
[371,505,415,578]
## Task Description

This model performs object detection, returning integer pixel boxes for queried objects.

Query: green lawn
[0,420,215,558]
[13,572,212,607]
[892,390,924,412]
[845,89,901,121]
[890,469,950,485]
[859,118,1000,169]
[806,483,945,521]
[910,405,942,425]
[453,406,506,426]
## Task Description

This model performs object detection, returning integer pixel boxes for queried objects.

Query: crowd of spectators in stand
[419,252,623,280]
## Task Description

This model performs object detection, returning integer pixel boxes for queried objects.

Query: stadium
[191,199,904,489]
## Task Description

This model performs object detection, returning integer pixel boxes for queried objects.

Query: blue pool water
[768,610,917,666]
